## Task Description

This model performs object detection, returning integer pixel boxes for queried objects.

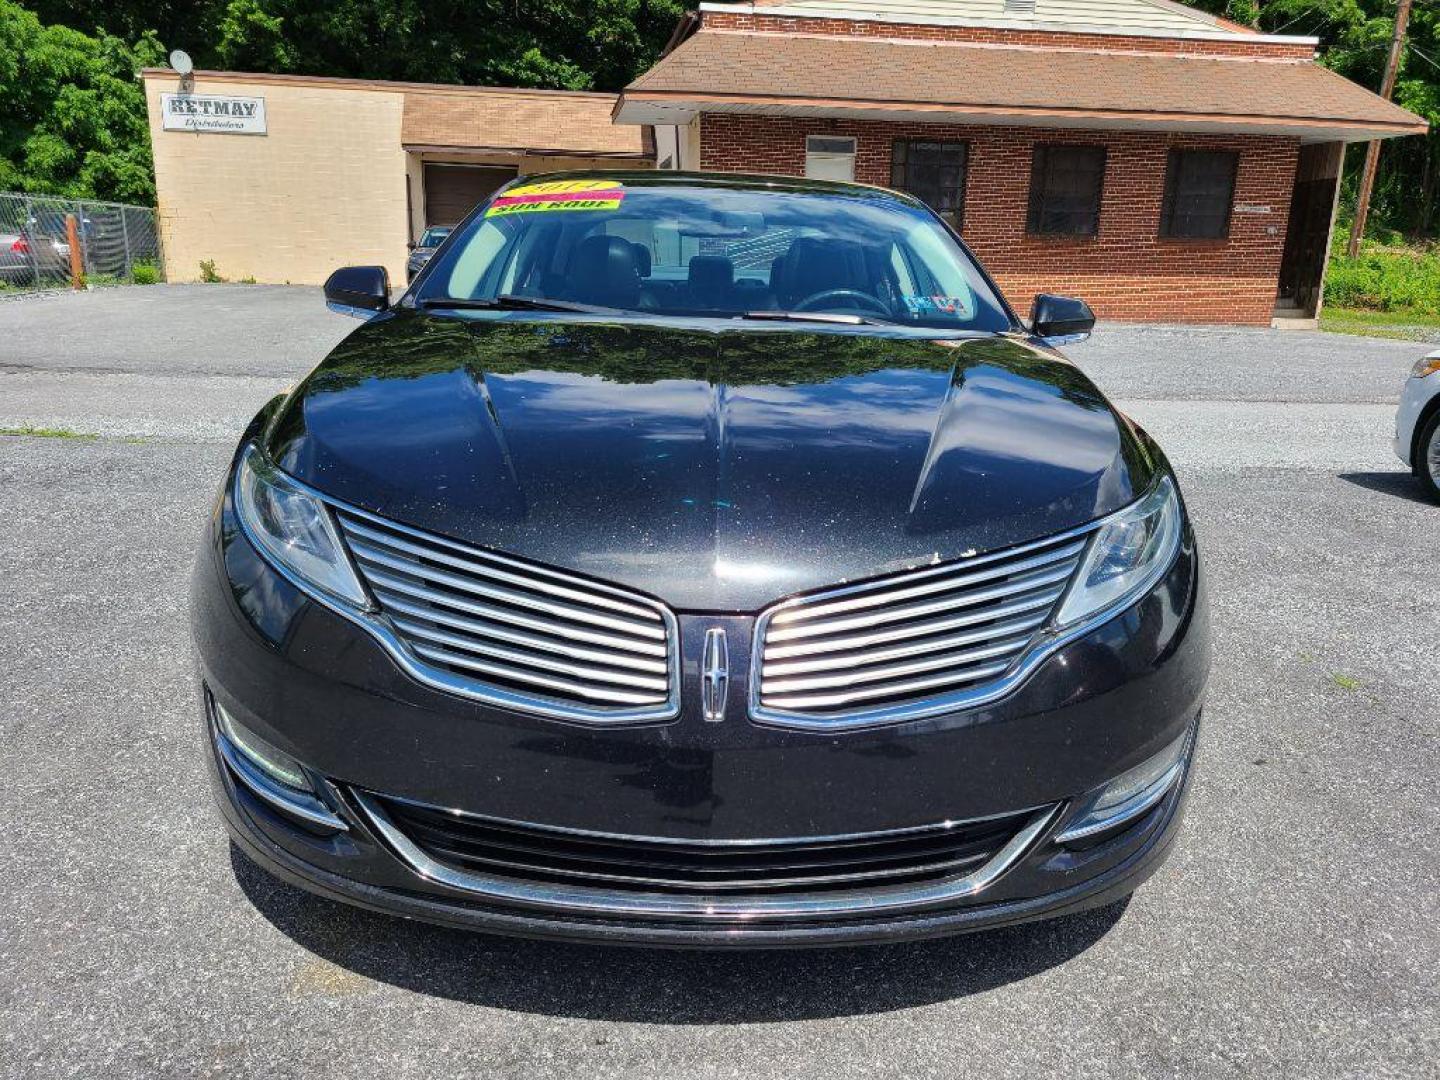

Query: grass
[1329,672,1362,692]
[1319,237,1440,341]
[1319,306,1440,342]
[0,425,99,440]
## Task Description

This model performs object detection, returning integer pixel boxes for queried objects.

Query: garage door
[423,164,517,226]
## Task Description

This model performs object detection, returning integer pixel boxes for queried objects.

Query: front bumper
[1395,368,1440,469]
[193,477,1209,947]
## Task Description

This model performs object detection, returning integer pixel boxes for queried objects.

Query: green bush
[1326,248,1440,317]
[131,262,161,285]
[198,259,223,283]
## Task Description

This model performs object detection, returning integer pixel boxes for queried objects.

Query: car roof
[506,169,925,208]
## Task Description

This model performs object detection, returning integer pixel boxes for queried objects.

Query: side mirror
[406,240,417,250]
[324,265,390,318]
[1030,293,1095,345]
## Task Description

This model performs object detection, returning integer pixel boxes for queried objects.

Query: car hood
[266,310,1156,611]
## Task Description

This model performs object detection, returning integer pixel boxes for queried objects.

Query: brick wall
[699,113,1299,324]
[701,11,1315,59]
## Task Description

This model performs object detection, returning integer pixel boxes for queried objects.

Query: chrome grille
[367,790,1039,896]
[752,533,1088,729]
[336,510,679,722]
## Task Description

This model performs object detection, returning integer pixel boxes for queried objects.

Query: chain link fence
[0,192,162,292]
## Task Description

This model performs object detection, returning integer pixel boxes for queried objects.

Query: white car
[1396,348,1440,502]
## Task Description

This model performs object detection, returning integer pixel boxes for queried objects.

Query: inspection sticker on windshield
[487,180,625,217]
[903,294,970,317]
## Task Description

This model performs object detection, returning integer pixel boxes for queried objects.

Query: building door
[423,164,518,226]
[1277,143,1343,317]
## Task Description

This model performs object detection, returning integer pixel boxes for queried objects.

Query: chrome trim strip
[770,538,1085,626]
[386,607,668,673]
[761,634,1030,696]
[348,540,665,639]
[762,587,1063,661]
[214,729,348,832]
[374,788,1035,848]
[232,448,682,726]
[352,791,1060,921]
[366,572,668,657]
[763,659,1014,711]
[763,610,1048,676]
[409,642,665,705]
[340,517,662,622]
[761,562,1077,643]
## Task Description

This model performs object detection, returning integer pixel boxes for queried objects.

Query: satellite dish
[169,50,194,76]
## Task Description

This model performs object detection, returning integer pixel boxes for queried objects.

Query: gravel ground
[1,286,1436,1079]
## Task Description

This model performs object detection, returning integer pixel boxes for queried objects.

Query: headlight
[1409,353,1440,379]
[233,444,369,608]
[1054,475,1182,628]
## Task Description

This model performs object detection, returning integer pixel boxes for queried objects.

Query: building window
[891,140,968,227]
[1026,144,1107,236]
[1161,150,1239,239]
[805,136,857,182]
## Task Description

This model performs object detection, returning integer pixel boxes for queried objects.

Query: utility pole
[1347,0,1413,257]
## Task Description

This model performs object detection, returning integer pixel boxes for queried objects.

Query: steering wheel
[792,288,890,316]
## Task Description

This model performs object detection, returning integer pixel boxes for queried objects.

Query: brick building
[615,0,1427,325]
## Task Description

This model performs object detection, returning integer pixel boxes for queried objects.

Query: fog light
[214,700,310,790]
[211,698,346,831]
[1057,724,1194,844]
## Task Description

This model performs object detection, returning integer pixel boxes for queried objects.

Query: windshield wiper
[420,295,621,315]
[740,310,888,326]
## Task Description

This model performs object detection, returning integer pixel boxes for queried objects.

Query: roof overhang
[616,93,1426,144]
[695,1,1321,46]
[403,143,652,158]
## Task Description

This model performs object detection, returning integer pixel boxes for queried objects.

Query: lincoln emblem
[701,628,729,723]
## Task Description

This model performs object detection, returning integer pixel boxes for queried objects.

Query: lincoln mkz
[191,172,1208,947]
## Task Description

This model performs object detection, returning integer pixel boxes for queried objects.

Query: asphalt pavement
[0,286,1435,1079]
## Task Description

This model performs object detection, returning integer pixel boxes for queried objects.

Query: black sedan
[192,172,1208,947]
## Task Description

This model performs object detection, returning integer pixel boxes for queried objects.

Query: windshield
[418,227,451,248]
[412,178,1013,331]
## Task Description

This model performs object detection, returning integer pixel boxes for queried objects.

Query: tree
[1190,0,1440,239]
[0,1,164,201]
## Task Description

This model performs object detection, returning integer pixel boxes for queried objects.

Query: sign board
[161,93,266,135]
[1233,204,1273,215]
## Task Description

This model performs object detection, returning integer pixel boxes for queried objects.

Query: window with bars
[891,140,968,227]
[1026,144,1107,236]
[1160,150,1239,239]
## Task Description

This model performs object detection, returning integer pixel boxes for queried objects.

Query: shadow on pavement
[1336,471,1433,506]
[231,843,1127,1022]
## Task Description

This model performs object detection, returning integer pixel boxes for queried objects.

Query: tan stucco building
[141,69,652,285]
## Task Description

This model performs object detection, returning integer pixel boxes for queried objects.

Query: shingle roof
[622,31,1426,136]
[403,87,647,156]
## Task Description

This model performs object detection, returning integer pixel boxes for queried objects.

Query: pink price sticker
[487,180,625,217]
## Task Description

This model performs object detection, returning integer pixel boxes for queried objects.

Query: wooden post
[65,213,84,289]
[1347,0,1413,258]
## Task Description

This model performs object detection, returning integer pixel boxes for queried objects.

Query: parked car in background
[194,171,1208,947]
[0,230,69,286]
[406,225,451,281]
[1396,348,1440,502]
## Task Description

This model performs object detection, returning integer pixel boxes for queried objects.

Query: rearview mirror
[1030,293,1095,345]
[324,265,390,318]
